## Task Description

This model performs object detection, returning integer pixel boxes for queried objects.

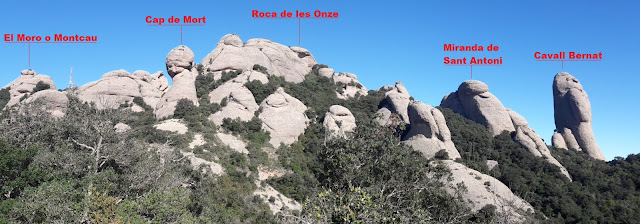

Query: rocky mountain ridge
[0,34,608,222]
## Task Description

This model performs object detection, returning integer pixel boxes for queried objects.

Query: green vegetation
[174,98,198,119]
[221,117,270,145]
[0,61,638,223]
[31,81,50,94]
[0,87,9,109]
[244,74,286,104]
[0,95,275,223]
[252,68,483,222]
[441,107,640,223]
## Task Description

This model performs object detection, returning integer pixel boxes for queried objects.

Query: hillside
[0,34,639,223]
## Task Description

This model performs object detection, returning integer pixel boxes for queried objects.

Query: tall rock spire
[551,72,605,160]
[441,80,572,180]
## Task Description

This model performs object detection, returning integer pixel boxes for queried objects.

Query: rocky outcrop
[376,81,411,125]
[149,71,169,92]
[402,101,461,159]
[318,68,334,79]
[201,34,315,83]
[180,150,223,175]
[332,72,368,99]
[258,87,308,147]
[551,132,567,149]
[3,70,56,108]
[552,72,605,160]
[323,105,356,139]
[442,80,571,180]
[216,133,248,154]
[441,80,515,136]
[508,109,572,180]
[207,71,264,126]
[435,160,533,222]
[188,134,206,149]
[154,119,188,134]
[155,46,199,119]
[166,45,195,78]
[114,122,131,133]
[22,89,68,118]
[289,46,316,68]
[253,184,301,214]
[77,70,165,110]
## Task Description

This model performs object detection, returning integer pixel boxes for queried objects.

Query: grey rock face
[216,133,248,154]
[323,105,356,139]
[377,81,411,125]
[221,34,243,47]
[318,68,334,78]
[402,101,460,160]
[258,87,309,147]
[166,45,195,78]
[207,76,260,126]
[201,34,314,83]
[78,70,165,110]
[155,46,199,119]
[509,110,571,180]
[23,89,68,118]
[442,80,515,136]
[441,80,571,180]
[333,72,368,99]
[3,70,56,108]
[552,72,605,160]
[435,160,534,222]
[114,122,131,133]
[551,132,567,149]
[440,80,522,136]
[289,46,316,68]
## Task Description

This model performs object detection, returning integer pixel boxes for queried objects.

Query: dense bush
[195,70,242,97]
[0,95,276,223]
[289,118,471,223]
[31,81,50,94]
[244,75,286,104]
[1,59,638,223]
[221,117,270,145]
[0,87,10,109]
[173,98,198,119]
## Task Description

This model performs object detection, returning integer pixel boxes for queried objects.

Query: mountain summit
[0,34,637,223]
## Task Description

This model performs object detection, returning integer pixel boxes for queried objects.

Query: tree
[0,87,10,109]
[31,81,50,94]
[174,98,197,119]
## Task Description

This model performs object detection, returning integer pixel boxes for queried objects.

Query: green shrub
[174,99,197,119]
[435,149,450,160]
[244,76,286,104]
[441,106,640,222]
[252,64,269,74]
[31,81,50,94]
[0,88,10,109]
[221,117,270,145]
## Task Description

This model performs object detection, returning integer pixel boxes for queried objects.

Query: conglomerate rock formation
[77,70,166,111]
[3,69,56,108]
[323,105,356,140]
[402,101,461,160]
[551,72,605,160]
[3,34,616,222]
[200,34,315,83]
[155,46,199,118]
[441,80,571,180]
[258,87,309,147]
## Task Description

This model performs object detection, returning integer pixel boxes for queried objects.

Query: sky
[0,0,638,160]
